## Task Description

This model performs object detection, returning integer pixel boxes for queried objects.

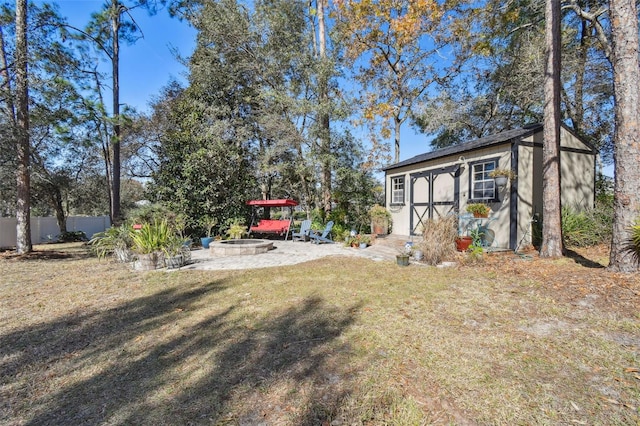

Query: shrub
[369,204,391,222]
[57,231,87,242]
[293,211,307,220]
[223,217,247,239]
[416,216,458,265]
[561,201,613,247]
[332,222,348,241]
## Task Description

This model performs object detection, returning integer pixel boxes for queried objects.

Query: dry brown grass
[416,216,458,265]
[1,243,639,425]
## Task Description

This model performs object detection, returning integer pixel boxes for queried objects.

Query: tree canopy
[2,0,639,268]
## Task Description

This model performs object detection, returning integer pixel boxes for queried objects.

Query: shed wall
[386,145,514,249]
[385,126,595,251]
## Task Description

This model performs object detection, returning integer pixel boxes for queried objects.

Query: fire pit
[209,239,273,256]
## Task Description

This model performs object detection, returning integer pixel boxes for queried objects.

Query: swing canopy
[246,199,298,207]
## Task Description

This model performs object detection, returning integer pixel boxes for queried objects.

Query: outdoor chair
[309,221,334,244]
[291,219,311,241]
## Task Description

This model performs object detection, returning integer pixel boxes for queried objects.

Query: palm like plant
[628,220,640,264]
[89,223,133,261]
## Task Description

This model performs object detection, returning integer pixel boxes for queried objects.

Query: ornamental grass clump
[130,219,172,254]
[417,215,458,265]
[561,204,612,247]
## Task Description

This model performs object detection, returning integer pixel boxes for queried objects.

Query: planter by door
[201,237,214,249]
[455,236,473,252]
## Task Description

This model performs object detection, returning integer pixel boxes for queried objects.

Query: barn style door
[409,165,460,235]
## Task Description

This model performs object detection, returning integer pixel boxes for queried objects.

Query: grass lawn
[1,243,639,425]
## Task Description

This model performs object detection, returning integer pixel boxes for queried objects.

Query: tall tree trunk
[540,0,563,258]
[572,19,588,129]
[52,186,67,235]
[15,0,31,254]
[0,26,16,123]
[394,115,401,163]
[608,0,640,272]
[317,0,331,216]
[110,0,122,224]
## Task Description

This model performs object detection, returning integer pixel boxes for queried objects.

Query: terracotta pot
[455,236,473,252]
[371,219,388,235]
[473,212,488,218]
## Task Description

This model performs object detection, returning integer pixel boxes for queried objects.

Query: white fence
[0,216,111,248]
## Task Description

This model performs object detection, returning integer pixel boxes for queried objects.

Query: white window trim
[391,175,405,205]
[470,159,498,201]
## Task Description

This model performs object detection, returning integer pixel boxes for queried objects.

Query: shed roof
[383,124,543,172]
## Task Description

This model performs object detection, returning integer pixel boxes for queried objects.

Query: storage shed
[383,124,597,250]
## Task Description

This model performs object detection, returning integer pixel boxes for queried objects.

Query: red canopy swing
[246,199,299,240]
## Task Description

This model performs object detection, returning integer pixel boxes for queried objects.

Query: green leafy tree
[148,83,256,233]
[156,0,348,226]
[415,0,614,161]
[66,0,162,224]
[335,0,459,163]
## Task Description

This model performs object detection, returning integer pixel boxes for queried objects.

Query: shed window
[471,160,497,200]
[391,176,405,205]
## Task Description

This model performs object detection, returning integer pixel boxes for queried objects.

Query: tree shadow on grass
[1,278,359,425]
[0,249,93,261]
[565,248,606,269]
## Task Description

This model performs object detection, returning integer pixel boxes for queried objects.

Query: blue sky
[49,0,196,113]
[48,0,433,163]
[45,1,610,175]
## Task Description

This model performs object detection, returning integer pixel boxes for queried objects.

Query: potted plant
[131,220,172,271]
[488,169,517,188]
[200,216,218,249]
[226,218,247,240]
[358,234,371,249]
[89,223,133,263]
[164,235,185,269]
[396,245,411,266]
[455,235,473,252]
[369,204,391,235]
[466,203,491,218]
